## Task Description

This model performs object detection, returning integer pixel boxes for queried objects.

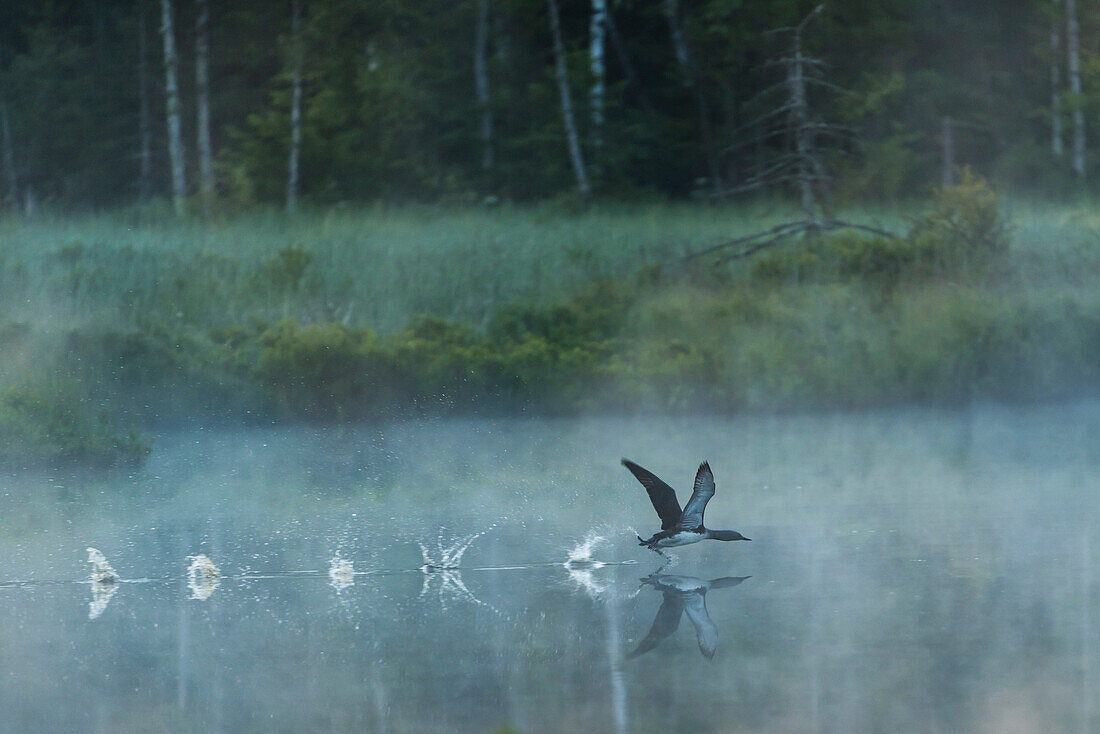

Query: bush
[753,171,1010,286]
[907,167,1010,267]
[752,232,928,285]
[250,320,385,419]
[0,382,151,468]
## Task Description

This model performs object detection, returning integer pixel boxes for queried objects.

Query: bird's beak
[743,537,752,541]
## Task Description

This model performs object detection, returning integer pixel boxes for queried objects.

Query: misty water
[2,405,1098,733]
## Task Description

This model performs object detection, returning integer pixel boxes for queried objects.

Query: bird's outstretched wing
[677,461,715,529]
[622,459,682,530]
[683,594,719,660]
[706,576,751,591]
[626,593,684,659]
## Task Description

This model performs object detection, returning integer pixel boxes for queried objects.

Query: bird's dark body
[623,458,749,552]
[637,527,706,549]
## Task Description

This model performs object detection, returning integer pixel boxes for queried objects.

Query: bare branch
[683,221,808,260]
[683,218,902,265]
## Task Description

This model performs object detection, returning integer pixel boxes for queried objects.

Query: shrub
[250,320,385,419]
[0,382,151,468]
[907,167,1010,267]
[752,171,1010,286]
[252,244,314,294]
[752,232,926,285]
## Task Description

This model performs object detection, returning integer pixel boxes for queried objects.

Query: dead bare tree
[686,5,897,265]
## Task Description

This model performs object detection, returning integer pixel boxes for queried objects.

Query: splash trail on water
[186,554,221,600]
[418,531,485,571]
[328,554,355,591]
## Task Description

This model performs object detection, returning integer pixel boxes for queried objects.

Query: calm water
[1,405,1098,733]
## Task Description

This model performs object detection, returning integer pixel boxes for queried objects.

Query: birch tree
[286,0,304,214]
[1052,0,1064,159]
[547,0,591,201]
[474,0,493,171]
[195,0,215,215]
[1067,0,1085,180]
[160,0,187,216]
[589,0,607,152]
[138,0,153,201]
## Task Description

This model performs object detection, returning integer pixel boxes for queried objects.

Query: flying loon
[627,572,750,660]
[623,459,750,551]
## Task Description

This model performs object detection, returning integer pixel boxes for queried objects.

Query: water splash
[567,565,611,597]
[186,554,221,600]
[416,530,502,614]
[418,531,483,571]
[418,566,502,615]
[86,548,119,619]
[564,530,614,597]
[87,547,117,584]
[564,529,609,570]
[564,529,645,600]
[328,554,355,591]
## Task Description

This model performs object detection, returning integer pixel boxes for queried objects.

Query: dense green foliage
[0,0,1096,209]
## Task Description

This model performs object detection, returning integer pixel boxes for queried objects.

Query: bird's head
[711,530,750,542]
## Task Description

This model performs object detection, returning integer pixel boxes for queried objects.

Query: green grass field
[2,190,1100,465]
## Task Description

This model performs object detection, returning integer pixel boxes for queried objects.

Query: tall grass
[0,201,914,333]
[1,195,1099,459]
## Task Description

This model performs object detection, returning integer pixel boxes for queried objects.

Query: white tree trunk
[286,0,304,214]
[1052,0,1064,159]
[474,0,493,171]
[160,0,187,216]
[589,0,607,151]
[547,0,591,200]
[1067,0,1085,180]
[138,0,153,200]
[195,0,214,215]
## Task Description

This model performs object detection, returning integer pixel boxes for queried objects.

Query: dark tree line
[0,0,1094,213]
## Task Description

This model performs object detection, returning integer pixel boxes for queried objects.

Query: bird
[623,458,750,552]
[627,572,750,660]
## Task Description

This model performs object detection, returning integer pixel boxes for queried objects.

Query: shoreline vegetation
[3,178,1100,467]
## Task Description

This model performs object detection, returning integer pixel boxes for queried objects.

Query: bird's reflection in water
[627,572,750,660]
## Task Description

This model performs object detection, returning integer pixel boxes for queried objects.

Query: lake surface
[1,405,1098,733]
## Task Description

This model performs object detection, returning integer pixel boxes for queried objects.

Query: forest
[2,0,1100,468]
[0,0,1094,208]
